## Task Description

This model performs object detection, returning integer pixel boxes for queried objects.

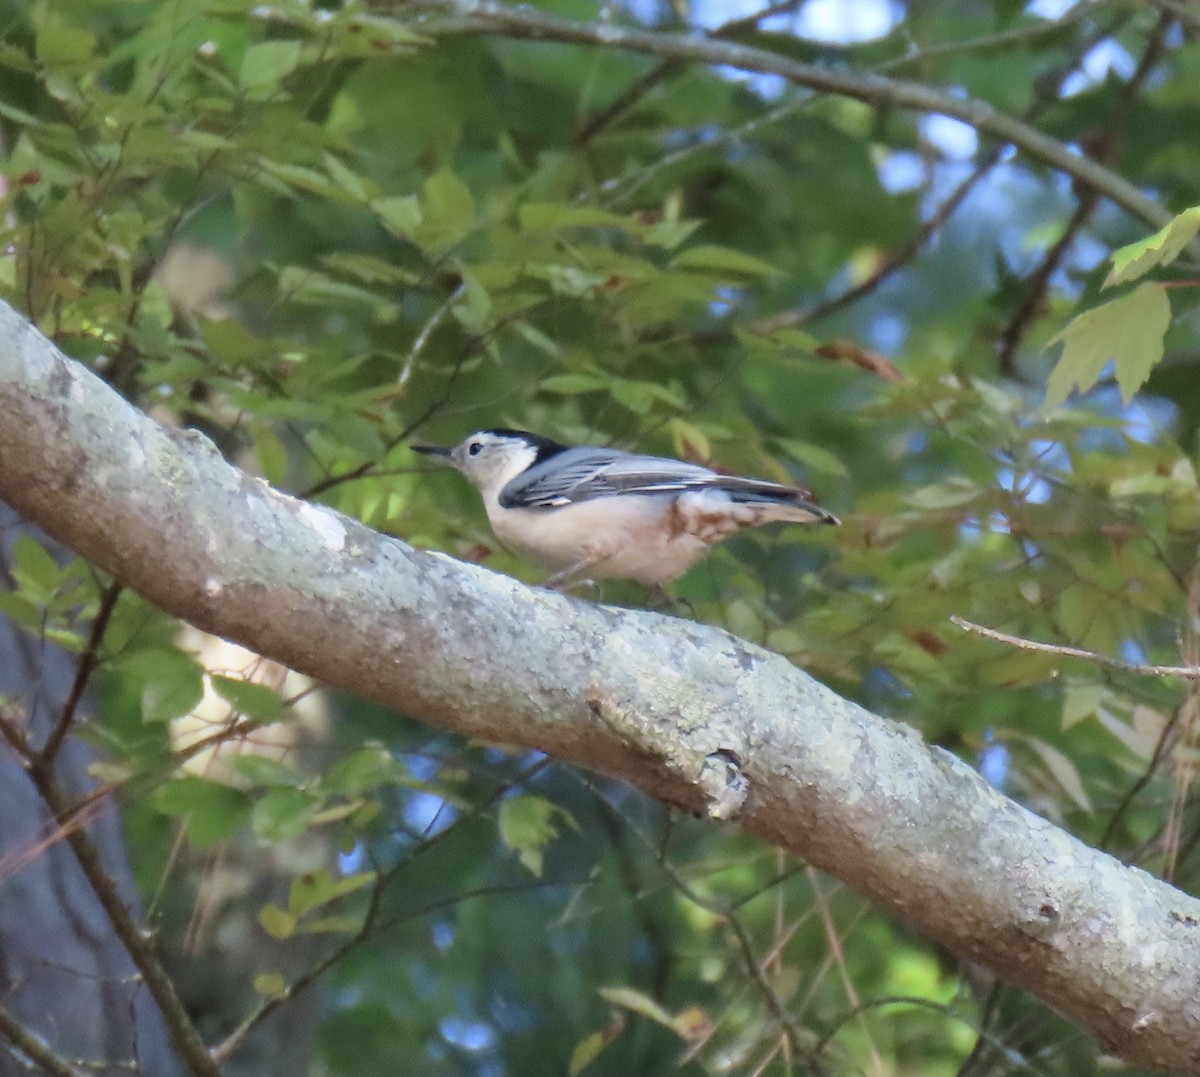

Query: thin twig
[41,581,123,764]
[950,616,1200,679]
[0,1000,91,1077]
[1100,691,1187,852]
[806,867,883,1074]
[397,280,466,390]
[0,710,222,1077]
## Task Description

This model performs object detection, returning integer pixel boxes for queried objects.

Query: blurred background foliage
[1,0,1199,1073]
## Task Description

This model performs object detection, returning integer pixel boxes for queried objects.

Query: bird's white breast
[483,492,713,585]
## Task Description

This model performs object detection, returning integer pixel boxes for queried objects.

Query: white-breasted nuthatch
[415,429,839,587]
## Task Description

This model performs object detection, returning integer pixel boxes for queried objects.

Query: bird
[414,428,839,588]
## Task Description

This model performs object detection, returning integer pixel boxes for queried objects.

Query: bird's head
[413,429,566,495]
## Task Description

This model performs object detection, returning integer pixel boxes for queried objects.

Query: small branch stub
[697,748,750,820]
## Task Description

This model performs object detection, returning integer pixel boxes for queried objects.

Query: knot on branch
[697,748,749,820]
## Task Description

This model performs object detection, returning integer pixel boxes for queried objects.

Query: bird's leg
[644,585,695,618]
[540,553,608,591]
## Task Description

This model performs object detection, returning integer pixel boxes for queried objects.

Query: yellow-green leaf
[497,795,572,878]
[239,40,303,97]
[672,245,779,276]
[288,868,376,916]
[774,437,849,477]
[1016,734,1092,813]
[568,1032,609,1076]
[597,986,677,1031]
[539,373,607,395]
[374,194,422,238]
[259,904,296,940]
[519,203,625,231]
[423,168,474,229]
[1104,206,1200,288]
[254,973,287,997]
[211,674,284,722]
[1045,283,1170,406]
[35,26,96,66]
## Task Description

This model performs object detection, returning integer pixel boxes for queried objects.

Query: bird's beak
[412,443,452,460]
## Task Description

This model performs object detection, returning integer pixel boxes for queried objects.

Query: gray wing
[498,447,720,509]
[498,446,816,510]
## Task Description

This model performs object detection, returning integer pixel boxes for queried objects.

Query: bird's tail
[718,478,840,526]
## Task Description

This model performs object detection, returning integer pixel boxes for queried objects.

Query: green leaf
[1056,583,1108,648]
[140,654,206,724]
[254,972,287,997]
[231,754,303,788]
[597,986,677,1031]
[211,674,285,722]
[1105,206,1200,288]
[151,777,250,847]
[373,194,422,238]
[35,26,96,66]
[322,746,404,796]
[538,373,607,395]
[668,417,712,460]
[609,378,687,416]
[1062,684,1110,731]
[1045,283,1171,406]
[288,868,376,916]
[511,320,561,358]
[1016,735,1092,813]
[239,39,303,97]
[0,40,37,74]
[259,904,297,940]
[254,427,289,486]
[422,168,474,231]
[642,218,703,249]
[671,245,779,277]
[497,795,569,877]
[568,1031,610,1076]
[773,437,849,478]
[1092,704,1161,761]
[905,477,981,509]
[0,591,46,633]
[11,534,64,593]
[323,152,371,202]
[252,787,320,841]
[518,203,625,231]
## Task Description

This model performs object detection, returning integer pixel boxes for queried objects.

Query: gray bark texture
[0,507,183,1077]
[1,298,1199,1073]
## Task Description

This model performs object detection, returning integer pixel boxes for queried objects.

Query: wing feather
[498,447,822,511]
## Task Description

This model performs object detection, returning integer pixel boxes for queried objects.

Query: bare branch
[40,581,123,764]
[3,300,1200,1071]
[951,615,1200,680]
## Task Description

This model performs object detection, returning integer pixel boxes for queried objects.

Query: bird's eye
[468,441,483,457]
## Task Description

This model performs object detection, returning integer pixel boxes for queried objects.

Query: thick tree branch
[400,0,1177,233]
[1,299,1200,1073]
